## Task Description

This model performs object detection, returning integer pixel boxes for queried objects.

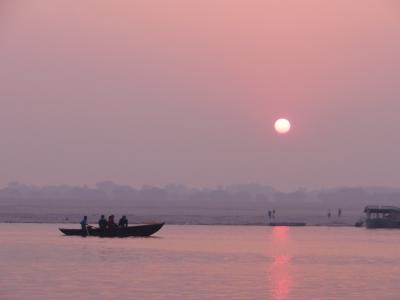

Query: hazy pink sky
[1,0,399,190]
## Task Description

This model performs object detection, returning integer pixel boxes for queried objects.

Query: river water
[1,224,399,300]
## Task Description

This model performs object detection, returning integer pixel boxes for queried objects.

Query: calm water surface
[1,224,400,300]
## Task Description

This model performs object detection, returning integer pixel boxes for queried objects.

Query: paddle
[85,225,90,236]
[85,225,94,236]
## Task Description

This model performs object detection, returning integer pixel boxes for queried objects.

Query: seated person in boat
[98,215,107,229]
[118,216,128,228]
[108,215,118,228]
[80,216,88,230]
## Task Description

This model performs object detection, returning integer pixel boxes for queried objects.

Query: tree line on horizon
[1,181,400,211]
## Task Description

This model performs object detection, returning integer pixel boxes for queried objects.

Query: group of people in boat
[80,215,129,230]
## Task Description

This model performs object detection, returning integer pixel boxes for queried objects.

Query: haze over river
[1,224,399,299]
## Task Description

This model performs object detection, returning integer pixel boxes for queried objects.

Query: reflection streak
[268,227,292,300]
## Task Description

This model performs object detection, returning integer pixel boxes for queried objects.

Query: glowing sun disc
[274,118,291,134]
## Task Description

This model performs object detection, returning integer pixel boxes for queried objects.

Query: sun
[274,118,291,134]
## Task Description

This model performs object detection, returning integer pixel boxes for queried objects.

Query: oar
[85,225,90,236]
[85,225,94,236]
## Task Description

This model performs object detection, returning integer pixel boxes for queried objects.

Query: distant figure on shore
[108,215,117,228]
[338,208,342,217]
[118,216,128,228]
[327,210,331,218]
[98,215,107,229]
[268,210,272,220]
[272,209,276,219]
[80,216,88,230]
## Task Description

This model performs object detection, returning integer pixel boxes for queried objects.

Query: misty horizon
[2,180,400,225]
[2,180,400,194]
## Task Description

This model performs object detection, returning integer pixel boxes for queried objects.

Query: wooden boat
[59,223,165,237]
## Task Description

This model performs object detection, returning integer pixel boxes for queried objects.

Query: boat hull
[365,219,400,229]
[59,223,164,237]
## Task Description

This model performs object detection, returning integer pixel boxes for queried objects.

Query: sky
[1,0,399,190]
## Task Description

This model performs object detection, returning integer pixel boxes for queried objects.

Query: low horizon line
[2,181,400,192]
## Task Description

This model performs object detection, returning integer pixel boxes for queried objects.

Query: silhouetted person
[80,216,88,230]
[272,209,276,219]
[268,210,272,220]
[118,216,128,228]
[98,215,107,229]
[338,208,342,217]
[328,210,331,218]
[108,215,117,228]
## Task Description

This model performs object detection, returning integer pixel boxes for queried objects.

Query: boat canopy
[364,205,400,214]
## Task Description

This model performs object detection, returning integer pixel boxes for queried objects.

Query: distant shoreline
[0,220,358,227]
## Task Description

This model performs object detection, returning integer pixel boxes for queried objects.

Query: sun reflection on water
[272,226,289,241]
[268,227,292,300]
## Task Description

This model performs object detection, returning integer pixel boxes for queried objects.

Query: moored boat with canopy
[364,206,400,228]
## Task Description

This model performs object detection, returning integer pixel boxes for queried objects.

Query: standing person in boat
[108,215,117,228]
[98,215,107,229]
[118,216,128,228]
[80,216,88,231]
